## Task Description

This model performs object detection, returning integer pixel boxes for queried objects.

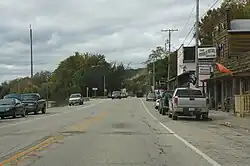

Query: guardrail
[235,94,250,117]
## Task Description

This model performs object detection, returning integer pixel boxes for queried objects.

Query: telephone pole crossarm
[161,29,178,90]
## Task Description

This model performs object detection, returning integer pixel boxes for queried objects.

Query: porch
[203,72,250,115]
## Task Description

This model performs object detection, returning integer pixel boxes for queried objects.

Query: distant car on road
[112,91,121,99]
[146,92,156,101]
[68,93,84,106]
[21,93,47,114]
[0,98,26,119]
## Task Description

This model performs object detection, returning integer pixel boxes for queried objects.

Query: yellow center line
[0,111,108,166]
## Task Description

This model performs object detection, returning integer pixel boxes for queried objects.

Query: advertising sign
[198,47,216,59]
[199,65,211,75]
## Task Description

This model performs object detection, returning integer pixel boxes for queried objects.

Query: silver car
[68,93,84,106]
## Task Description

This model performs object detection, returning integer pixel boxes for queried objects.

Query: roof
[229,19,250,33]
[175,87,201,90]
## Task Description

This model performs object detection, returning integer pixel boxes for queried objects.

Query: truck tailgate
[177,97,206,108]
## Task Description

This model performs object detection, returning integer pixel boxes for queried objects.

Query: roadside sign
[92,88,98,91]
[198,47,216,59]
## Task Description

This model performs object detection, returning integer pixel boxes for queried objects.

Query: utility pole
[29,24,34,79]
[148,71,151,91]
[161,29,178,90]
[195,0,200,88]
[152,61,156,91]
[103,75,106,97]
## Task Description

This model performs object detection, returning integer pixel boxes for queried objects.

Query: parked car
[158,91,173,115]
[112,91,121,99]
[21,93,47,114]
[168,88,208,120]
[155,98,160,109]
[146,92,156,101]
[68,93,84,106]
[4,93,22,101]
[0,98,26,119]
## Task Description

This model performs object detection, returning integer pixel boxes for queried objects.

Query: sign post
[86,87,89,97]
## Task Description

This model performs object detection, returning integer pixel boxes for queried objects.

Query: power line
[187,37,194,46]
[180,4,196,36]
[201,0,220,18]
[181,25,195,45]
[180,0,220,47]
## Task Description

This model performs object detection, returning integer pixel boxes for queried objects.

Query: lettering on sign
[198,47,216,59]
[199,65,211,75]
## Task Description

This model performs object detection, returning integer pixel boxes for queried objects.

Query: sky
[0,0,222,82]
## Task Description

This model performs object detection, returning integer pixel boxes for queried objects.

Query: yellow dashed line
[0,111,107,166]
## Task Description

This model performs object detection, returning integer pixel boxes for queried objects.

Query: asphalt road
[0,98,247,166]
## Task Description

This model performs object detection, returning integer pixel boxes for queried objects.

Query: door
[15,99,23,114]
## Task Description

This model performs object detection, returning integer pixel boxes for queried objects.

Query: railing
[235,94,250,117]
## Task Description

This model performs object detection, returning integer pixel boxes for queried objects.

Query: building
[204,9,250,112]
[168,45,215,93]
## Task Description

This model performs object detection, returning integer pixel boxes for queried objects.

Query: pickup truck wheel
[12,111,17,119]
[41,106,46,114]
[34,109,39,115]
[21,110,26,117]
[195,114,201,120]
[202,113,208,120]
[162,109,166,115]
[172,113,177,120]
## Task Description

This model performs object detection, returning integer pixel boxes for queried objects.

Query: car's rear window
[70,94,81,98]
[21,94,39,101]
[112,91,120,95]
[175,89,203,97]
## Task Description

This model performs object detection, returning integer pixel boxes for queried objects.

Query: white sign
[198,47,216,59]
[92,88,98,90]
[199,65,211,75]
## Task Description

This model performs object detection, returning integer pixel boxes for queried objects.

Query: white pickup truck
[168,88,208,120]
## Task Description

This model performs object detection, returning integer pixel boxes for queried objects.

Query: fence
[235,94,250,117]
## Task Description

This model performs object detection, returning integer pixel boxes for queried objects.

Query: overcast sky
[0,0,221,82]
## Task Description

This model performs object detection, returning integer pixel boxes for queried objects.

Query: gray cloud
[0,0,221,81]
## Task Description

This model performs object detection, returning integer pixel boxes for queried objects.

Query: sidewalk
[209,110,250,131]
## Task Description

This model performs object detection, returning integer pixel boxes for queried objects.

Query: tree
[199,0,250,45]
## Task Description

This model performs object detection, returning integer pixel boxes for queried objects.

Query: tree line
[0,52,142,103]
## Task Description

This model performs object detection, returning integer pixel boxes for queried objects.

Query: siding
[229,33,250,56]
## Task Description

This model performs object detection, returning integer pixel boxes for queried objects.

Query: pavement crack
[100,131,150,135]
[142,120,161,133]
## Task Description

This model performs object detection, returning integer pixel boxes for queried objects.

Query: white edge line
[0,100,104,129]
[140,99,221,166]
